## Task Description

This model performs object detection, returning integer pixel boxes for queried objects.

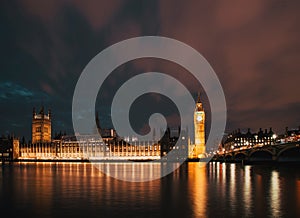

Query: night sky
[1,0,299,141]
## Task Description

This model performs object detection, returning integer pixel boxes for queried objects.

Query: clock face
[196,115,202,122]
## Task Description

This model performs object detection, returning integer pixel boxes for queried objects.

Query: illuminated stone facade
[189,93,206,159]
[18,108,186,161]
[32,107,51,144]
[19,137,161,160]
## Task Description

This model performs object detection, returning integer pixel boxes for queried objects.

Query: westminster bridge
[212,141,300,163]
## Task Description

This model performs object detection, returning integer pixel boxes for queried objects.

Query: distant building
[0,136,20,161]
[32,106,51,144]
[159,126,188,160]
[277,127,300,143]
[222,128,277,152]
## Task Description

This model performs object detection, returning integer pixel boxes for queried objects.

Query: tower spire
[95,111,100,129]
[33,107,36,118]
[195,91,203,111]
[197,91,201,103]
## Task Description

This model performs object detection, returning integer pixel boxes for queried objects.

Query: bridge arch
[234,152,247,160]
[277,146,300,162]
[249,150,273,162]
[224,154,233,161]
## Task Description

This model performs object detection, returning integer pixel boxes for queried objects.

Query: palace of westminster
[0,95,206,161]
[1,95,299,161]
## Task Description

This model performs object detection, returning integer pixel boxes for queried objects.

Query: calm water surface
[1,162,300,218]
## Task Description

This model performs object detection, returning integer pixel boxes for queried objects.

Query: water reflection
[270,171,280,217]
[93,162,168,182]
[1,162,300,218]
[229,163,236,214]
[188,162,207,217]
[297,180,300,217]
[244,165,252,217]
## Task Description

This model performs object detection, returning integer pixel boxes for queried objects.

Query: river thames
[1,162,300,218]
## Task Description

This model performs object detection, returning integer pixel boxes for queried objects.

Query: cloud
[0,82,33,99]
[1,0,299,138]
[0,81,49,102]
[72,0,124,30]
[20,0,123,30]
[19,0,65,22]
[158,0,300,132]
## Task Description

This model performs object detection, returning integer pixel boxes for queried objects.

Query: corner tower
[193,93,206,158]
[32,106,51,143]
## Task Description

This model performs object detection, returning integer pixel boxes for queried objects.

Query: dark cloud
[159,0,300,133]
[0,81,50,102]
[0,82,33,99]
[0,0,299,140]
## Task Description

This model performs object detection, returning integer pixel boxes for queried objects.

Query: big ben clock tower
[193,93,206,158]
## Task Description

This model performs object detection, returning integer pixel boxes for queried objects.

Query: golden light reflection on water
[188,162,207,218]
[217,162,227,201]
[243,165,252,217]
[91,162,175,182]
[229,163,236,214]
[297,180,300,217]
[222,162,226,183]
[270,171,281,217]
[12,162,162,206]
[2,162,300,217]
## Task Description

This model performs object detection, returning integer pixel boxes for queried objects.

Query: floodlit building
[222,128,277,152]
[0,136,19,161]
[189,93,206,159]
[32,106,51,144]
